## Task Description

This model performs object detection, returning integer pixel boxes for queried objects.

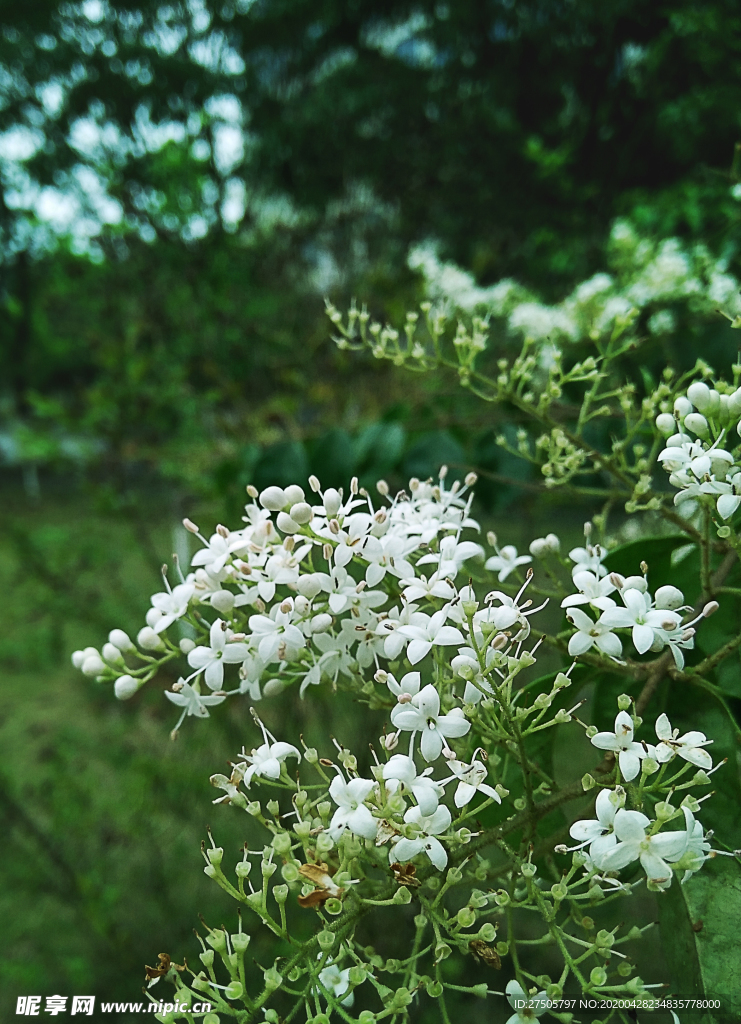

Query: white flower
[390,684,471,761]
[187,619,252,690]
[191,530,249,576]
[248,606,306,662]
[400,572,456,604]
[654,713,713,769]
[561,571,617,612]
[318,962,354,1008]
[149,582,195,633]
[600,588,681,655]
[569,543,608,577]
[237,735,301,786]
[317,565,387,615]
[396,608,465,665]
[361,533,416,587]
[504,979,548,1024]
[165,680,227,719]
[386,671,421,701]
[377,603,430,659]
[390,804,452,870]
[382,753,442,814]
[417,534,484,577]
[484,545,532,582]
[595,808,689,889]
[670,807,712,882]
[590,711,657,782]
[327,776,378,842]
[565,607,622,658]
[442,757,501,807]
[568,787,625,860]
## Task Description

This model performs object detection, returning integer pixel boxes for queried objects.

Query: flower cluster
[656,379,741,522]
[71,461,737,1024]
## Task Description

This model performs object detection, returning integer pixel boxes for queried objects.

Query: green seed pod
[224,981,243,1000]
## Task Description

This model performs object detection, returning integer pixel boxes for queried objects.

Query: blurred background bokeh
[4,1,741,1016]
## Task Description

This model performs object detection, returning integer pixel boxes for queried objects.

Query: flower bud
[211,590,235,614]
[617,693,632,711]
[276,511,300,534]
[259,486,287,511]
[434,942,452,962]
[323,489,342,516]
[108,629,134,652]
[478,922,497,942]
[271,832,292,855]
[582,773,596,791]
[232,932,250,953]
[282,861,300,882]
[590,966,607,987]
[654,584,684,609]
[641,757,659,775]
[82,653,105,677]
[297,573,322,598]
[655,412,676,435]
[674,396,693,418]
[102,642,124,665]
[687,381,711,412]
[289,501,313,524]
[114,675,140,700]
[684,412,709,438]
[393,886,412,905]
[179,637,196,654]
[262,678,285,697]
[493,889,510,906]
[456,906,476,928]
[236,861,251,878]
[137,627,165,651]
[310,613,333,633]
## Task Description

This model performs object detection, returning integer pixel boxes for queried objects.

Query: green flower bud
[272,883,289,904]
[317,930,335,950]
[478,923,497,942]
[391,987,412,1009]
[316,832,334,854]
[231,932,250,953]
[282,861,300,883]
[590,967,607,987]
[348,965,367,986]
[582,773,596,791]
[472,983,488,998]
[457,906,476,928]
[267,799,280,817]
[207,847,224,867]
[206,929,227,953]
[271,832,292,855]
[224,981,243,1000]
[414,913,428,930]
[200,949,215,968]
[393,885,412,905]
[494,889,510,906]
[426,980,444,998]
[618,961,633,977]
[263,967,283,991]
[434,942,452,961]
[261,859,277,879]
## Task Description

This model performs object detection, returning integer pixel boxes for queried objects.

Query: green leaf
[659,856,741,1023]
[602,534,693,588]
